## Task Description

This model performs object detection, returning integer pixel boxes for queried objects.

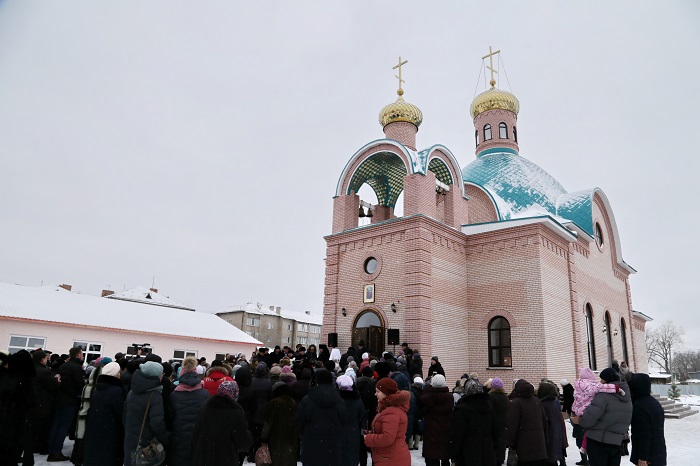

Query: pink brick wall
[473,109,518,155]
[466,184,499,224]
[384,121,418,150]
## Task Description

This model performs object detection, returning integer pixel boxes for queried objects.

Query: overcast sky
[1,2,699,349]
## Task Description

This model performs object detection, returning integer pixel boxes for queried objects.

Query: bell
[358,206,366,218]
[366,207,373,218]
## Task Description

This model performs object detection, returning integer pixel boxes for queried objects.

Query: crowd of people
[0,341,667,466]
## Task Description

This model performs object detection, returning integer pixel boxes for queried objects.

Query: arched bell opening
[348,151,408,226]
[428,157,454,224]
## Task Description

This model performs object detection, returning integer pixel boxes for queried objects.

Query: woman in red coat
[362,378,411,466]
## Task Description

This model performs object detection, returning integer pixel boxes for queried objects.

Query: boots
[575,452,589,466]
[412,434,421,450]
[407,437,414,449]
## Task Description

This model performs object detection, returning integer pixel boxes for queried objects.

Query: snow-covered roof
[461,215,578,242]
[216,302,323,325]
[105,286,195,311]
[0,283,261,345]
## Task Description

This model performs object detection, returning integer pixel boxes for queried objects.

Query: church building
[322,50,649,384]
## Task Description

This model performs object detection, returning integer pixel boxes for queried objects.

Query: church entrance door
[353,310,385,356]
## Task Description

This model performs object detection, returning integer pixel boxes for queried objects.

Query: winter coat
[76,368,101,440]
[83,375,125,466]
[202,365,233,396]
[167,372,209,466]
[506,379,548,462]
[358,377,378,429]
[628,373,666,466]
[578,380,632,447]
[410,382,423,433]
[561,382,574,415]
[488,389,509,464]
[190,394,253,466]
[57,357,85,406]
[261,387,298,466]
[420,385,454,460]
[0,350,35,465]
[33,362,59,419]
[538,382,565,463]
[250,367,272,425]
[573,374,620,416]
[448,392,498,466]
[338,389,366,466]
[427,361,445,379]
[391,372,415,440]
[123,369,169,462]
[294,383,346,466]
[234,365,255,427]
[364,390,411,466]
[408,355,424,380]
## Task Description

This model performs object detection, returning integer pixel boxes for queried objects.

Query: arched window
[484,124,492,141]
[620,318,629,366]
[475,130,479,147]
[595,222,604,248]
[488,316,512,367]
[605,312,614,366]
[513,126,518,143]
[499,122,508,139]
[585,304,597,370]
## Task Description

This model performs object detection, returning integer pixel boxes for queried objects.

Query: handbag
[130,393,166,466]
[255,442,272,466]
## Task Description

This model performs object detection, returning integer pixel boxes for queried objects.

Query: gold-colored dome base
[379,96,423,128]
[470,88,520,119]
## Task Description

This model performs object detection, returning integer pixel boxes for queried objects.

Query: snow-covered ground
[31,406,700,466]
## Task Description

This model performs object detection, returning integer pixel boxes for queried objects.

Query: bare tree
[646,320,685,375]
[673,350,700,381]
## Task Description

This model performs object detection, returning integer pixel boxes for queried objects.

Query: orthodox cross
[393,56,408,96]
[482,46,501,87]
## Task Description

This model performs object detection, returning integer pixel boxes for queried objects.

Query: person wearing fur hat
[83,362,124,466]
[506,379,548,465]
[487,377,509,466]
[261,382,298,466]
[538,380,568,466]
[191,380,253,466]
[363,377,411,466]
[294,369,346,466]
[448,378,497,466]
[420,373,453,465]
[168,357,209,466]
[123,361,169,464]
[427,356,445,379]
[334,375,366,466]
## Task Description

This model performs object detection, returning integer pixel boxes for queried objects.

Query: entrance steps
[652,394,698,419]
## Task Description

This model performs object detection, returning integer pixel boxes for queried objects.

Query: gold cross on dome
[482,46,501,87]
[393,56,408,96]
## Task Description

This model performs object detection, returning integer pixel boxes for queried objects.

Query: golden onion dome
[379,90,423,128]
[470,87,520,119]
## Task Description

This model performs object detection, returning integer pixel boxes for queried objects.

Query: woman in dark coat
[191,381,253,466]
[419,374,453,466]
[31,350,59,456]
[537,381,567,465]
[292,366,313,403]
[448,379,498,466]
[427,356,445,379]
[83,362,124,466]
[250,363,272,455]
[336,375,366,466]
[233,364,255,465]
[294,369,346,466]
[409,376,424,450]
[506,379,548,466]
[487,377,510,466]
[261,382,298,466]
[167,357,209,466]
[0,350,35,466]
[123,361,169,464]
[628,373,667,466]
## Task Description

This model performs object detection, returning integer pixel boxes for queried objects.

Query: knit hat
[431,374,446,388]
[560,379,569,386]
[94,356,113,367]
[491,377,504,389]
[579,367,597,380]
[600,368,619,383]
[336,375,354,391]
[314,369,333,385]
[217,380,240,401]
[413,376,424,385]
[270,366,282,376]
[464,378,483,396]
[281,365,292,374]
[431,356,439,362]
[362,352,369,360]
[376,377,398,396]
[101,362,121,378]
[140,361,164,378]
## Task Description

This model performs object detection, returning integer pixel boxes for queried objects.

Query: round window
[364,257,378,274]
[594,222,604,248]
